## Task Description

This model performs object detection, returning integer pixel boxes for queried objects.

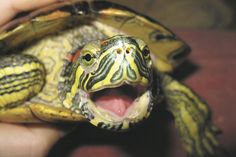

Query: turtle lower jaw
[98,89,151,120]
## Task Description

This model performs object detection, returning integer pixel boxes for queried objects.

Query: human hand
[0,0,58,26]
[0,123,63,157]
[0,1,66,157]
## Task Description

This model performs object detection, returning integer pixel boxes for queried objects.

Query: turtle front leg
[0,54,45,108]
[160,74,219,157]
[0,54,45,122]
[0,54,86,123]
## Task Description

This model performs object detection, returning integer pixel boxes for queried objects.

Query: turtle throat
[91,84,146,117]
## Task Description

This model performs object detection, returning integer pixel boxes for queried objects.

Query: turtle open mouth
[90,84,148,118]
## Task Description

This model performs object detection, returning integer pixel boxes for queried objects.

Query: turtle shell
[0,0,190,72]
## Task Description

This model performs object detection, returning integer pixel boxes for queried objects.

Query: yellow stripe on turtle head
[78,35,152,92]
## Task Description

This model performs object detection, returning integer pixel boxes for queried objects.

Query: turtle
[0,0,219,157]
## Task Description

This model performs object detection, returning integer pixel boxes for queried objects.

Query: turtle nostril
[116,48,122,54]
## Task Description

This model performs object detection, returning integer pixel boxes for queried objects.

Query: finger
[0,0,58,26]
[0,123,64,157]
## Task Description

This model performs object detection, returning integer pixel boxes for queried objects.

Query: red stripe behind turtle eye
[100,39,108,46]
[72,50,81,62]
[66,50,81,63]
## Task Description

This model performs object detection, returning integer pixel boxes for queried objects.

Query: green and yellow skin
[0,1,218,157]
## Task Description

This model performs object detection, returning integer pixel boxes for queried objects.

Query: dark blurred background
[107,0,236,30]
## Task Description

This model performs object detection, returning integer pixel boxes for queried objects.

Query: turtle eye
[82,53,95,66]
[83,54,92,61]
[142,47,150,58]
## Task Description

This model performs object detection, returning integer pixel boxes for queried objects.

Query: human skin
[0,1,65,157]
[0,0,58,26]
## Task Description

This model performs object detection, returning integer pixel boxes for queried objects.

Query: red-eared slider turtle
[0,1,219,157]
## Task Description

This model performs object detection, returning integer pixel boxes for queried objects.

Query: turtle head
[60,35,157,130]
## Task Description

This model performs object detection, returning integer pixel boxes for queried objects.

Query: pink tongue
[96,95,133,116]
